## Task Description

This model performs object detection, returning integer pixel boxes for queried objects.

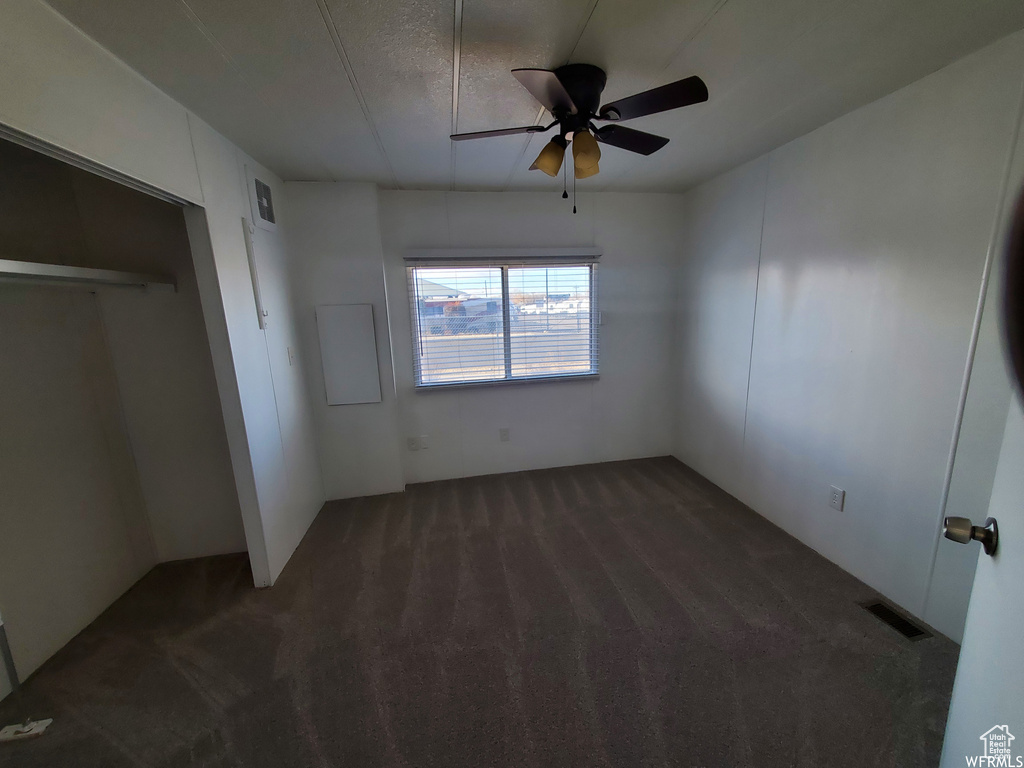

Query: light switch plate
[499,428,510,442]
[829,485,846,511]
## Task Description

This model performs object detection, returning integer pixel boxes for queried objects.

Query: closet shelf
[0,258,175,292]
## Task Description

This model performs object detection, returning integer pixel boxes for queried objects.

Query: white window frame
[406,250,600,390]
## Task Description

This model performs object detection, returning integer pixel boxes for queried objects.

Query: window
[408,261,597,387]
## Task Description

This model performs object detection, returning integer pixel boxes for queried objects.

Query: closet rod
[0,259,175,292]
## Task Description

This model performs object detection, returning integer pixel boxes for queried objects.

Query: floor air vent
[861,601,931,641]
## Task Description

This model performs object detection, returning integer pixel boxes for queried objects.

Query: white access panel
[315,304,382,405]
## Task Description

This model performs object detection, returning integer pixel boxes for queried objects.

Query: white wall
[285,188,680,494]
[0,286,156,699]
[673,157,768,493]
[0,0,202,203]
[185,124,325,584]
[0,0,327,588]
[0,134,253,698]
[69,169,247,561]
[286,182,404,500]
[673,31,1024,641]
[247,213,326,569]
[0,137,244,564]
[3,0,1017,676]
[379,191,679,485]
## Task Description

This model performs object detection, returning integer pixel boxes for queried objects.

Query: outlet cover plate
[829,485,845,511]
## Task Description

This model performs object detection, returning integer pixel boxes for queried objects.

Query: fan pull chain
[562,155,568,199]
[572,163,577,215]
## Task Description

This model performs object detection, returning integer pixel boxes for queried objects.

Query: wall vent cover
[254,178,276,224]
[861,601,931,641]
[245,165,278,232]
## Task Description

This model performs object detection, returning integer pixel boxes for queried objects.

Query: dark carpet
[0,457,959,767]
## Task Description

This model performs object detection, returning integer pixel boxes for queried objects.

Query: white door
[940,395,1024,766]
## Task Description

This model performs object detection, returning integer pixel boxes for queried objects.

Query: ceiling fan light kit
[450,63,708,194]
[530,135,568,177]
[571,130,600,178]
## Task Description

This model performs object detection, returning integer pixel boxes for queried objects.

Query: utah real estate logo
[967,725,1022,767]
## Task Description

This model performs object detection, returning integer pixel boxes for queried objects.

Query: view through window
[409,263,597,386]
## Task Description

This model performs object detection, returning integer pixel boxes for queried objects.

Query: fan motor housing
[553,64,607,119]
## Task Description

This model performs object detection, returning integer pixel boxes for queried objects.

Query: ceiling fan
[450,64,708,181]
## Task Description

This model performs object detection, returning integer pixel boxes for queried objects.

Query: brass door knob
[944,516,999,556]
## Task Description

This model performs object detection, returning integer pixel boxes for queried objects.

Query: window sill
[414,373,599,392]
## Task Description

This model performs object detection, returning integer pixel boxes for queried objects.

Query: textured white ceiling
[44,0,1024,191]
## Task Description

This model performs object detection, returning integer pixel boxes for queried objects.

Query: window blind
[408,262,598,388]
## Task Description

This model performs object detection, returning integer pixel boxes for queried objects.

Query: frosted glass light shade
[529,136,568,177]
[572,131,601,178]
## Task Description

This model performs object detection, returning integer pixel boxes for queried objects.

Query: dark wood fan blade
[594,125,669,155]
[450,125,548,141]
[598,75,708,121]
[512,69,577,115]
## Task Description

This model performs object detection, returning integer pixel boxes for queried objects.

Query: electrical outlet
[499,428,510,442]
[407,437,419,451]
[418,435,429,450]
[829,485,846,511]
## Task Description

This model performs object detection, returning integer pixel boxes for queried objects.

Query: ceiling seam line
[658,0,853,110]
[177,1,262,89]
[652,0,857,171]
[314,0,400,189]
[176,0,325,176]
[652,0,730,83]
[450,0,465,191]
[502,0,603,192]
[616,0,856,194]
[589,0,730,192]
[565,0,602,64]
